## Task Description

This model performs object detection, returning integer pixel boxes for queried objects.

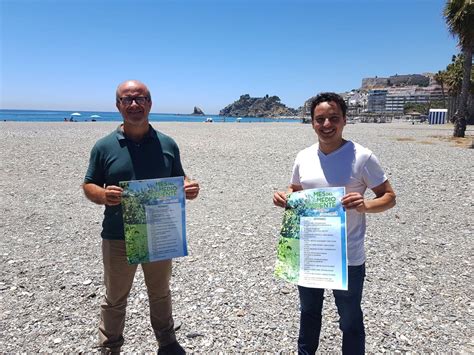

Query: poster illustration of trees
[120,177,187,265]
[275,187,347,289]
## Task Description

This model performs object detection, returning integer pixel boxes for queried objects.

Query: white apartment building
[368,85,444,113]
[367,90,388,112]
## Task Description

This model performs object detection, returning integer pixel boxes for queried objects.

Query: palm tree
[444,54,464,96]
[444,0,474,137]
[434,70,448,108]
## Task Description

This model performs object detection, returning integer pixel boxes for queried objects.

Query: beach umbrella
[71,112,81,117]
[90,114,101,118]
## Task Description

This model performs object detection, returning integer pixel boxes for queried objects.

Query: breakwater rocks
[219,94,297,117]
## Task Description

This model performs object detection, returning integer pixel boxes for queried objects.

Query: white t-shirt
[290,140,387,266]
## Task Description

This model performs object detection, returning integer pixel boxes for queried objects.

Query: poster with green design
[275,187,348,290]
[119,177,187,265]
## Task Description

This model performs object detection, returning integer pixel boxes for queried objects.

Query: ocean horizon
[0,109,299,123]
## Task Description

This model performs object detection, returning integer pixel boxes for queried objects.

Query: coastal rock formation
[191,106,205,115]
[219,94,297,117]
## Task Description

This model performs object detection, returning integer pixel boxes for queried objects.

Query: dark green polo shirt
[84,125,185,240]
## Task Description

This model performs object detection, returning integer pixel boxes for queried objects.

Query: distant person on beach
[83,80,199,354]
[273,92,396,354]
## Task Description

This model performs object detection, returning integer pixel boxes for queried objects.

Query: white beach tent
[428,109,447,124]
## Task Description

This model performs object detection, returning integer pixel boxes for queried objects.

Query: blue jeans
[297,263,366,355]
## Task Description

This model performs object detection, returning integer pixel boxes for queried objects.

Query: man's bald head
[116,80,151,102]
[115,80,153,127]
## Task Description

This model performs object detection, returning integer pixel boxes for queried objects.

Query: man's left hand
[184,180,200,200]
[341,192,366,213]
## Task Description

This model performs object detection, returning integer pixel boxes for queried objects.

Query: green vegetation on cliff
[219,94,297,117]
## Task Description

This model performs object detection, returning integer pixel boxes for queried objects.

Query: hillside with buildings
[222,73,460,121]
[360,73,444,114]
[299,73,452,123]
[361,74,431,90]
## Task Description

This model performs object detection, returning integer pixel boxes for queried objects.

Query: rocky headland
[219,94,298,118]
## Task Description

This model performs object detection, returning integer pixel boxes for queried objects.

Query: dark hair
[310,92,347,120]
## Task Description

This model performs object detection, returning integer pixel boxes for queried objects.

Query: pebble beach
[0,121,473,353]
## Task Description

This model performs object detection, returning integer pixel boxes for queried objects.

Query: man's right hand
[273,191,287,208]
[104,185,123,206]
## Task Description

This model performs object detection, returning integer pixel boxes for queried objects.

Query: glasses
[118,96,149,106]
[314,116,342,125]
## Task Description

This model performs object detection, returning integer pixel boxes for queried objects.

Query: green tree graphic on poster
[120,177,186,265]
[275,187,347,289]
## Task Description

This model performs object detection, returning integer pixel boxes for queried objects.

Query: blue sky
[0,0,458,114]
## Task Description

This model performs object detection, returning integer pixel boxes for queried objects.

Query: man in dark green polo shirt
[83,80,199,354]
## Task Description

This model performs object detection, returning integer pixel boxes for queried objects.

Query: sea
[0,109,299,123]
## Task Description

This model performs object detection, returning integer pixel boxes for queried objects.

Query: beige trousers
[98,239,176,352]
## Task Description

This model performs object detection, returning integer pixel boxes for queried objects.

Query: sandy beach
[0,121,472,353]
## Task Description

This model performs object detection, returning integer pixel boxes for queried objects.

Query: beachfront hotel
[367,85,444,113]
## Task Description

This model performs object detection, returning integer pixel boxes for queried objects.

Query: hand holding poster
[120,177,187,265]
[275,187,348,290]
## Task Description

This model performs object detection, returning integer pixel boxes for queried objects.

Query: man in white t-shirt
[273,92,396,354]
